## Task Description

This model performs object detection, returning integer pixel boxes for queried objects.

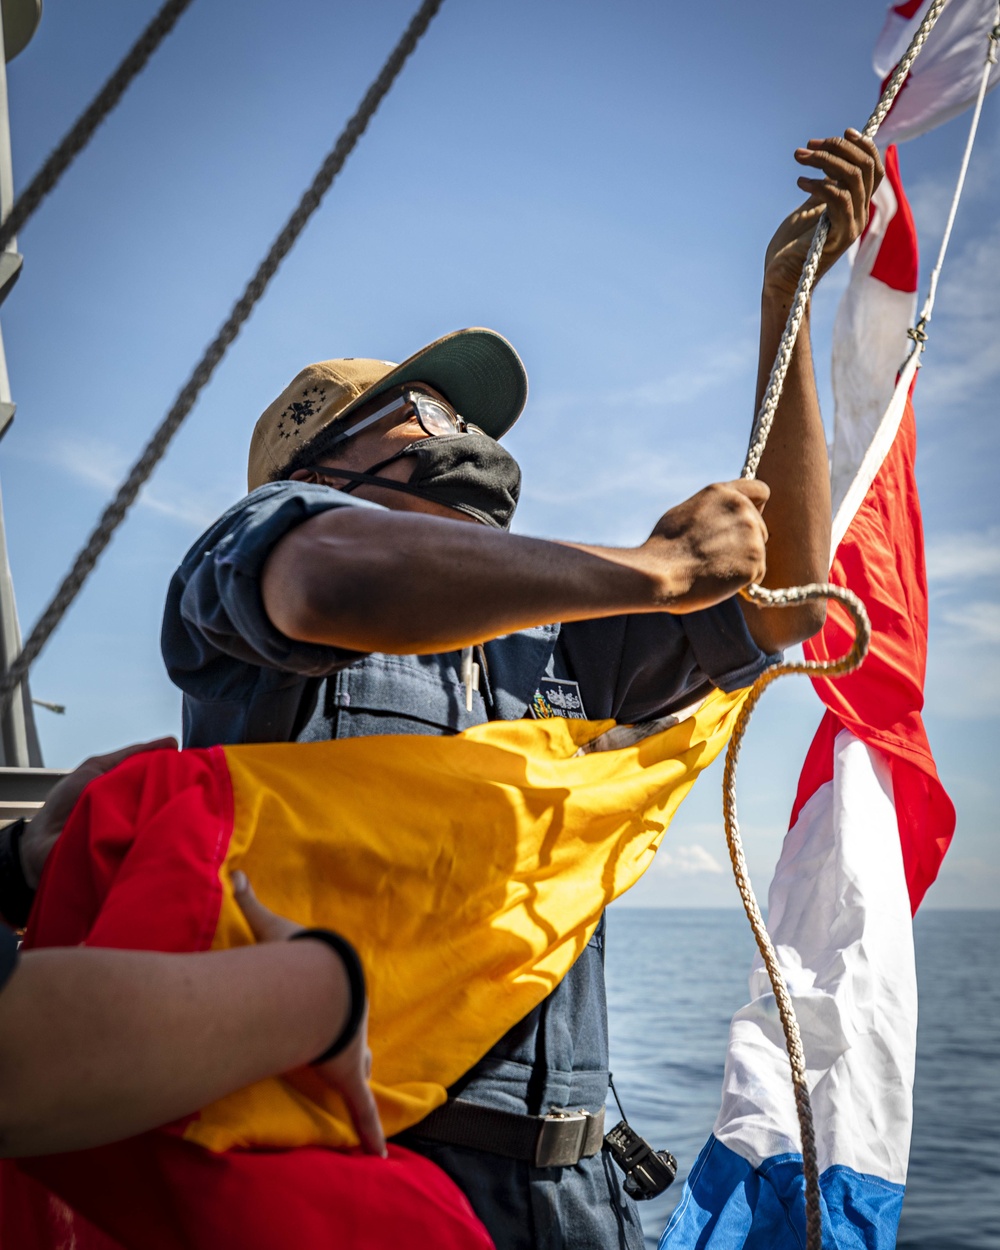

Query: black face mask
[309,434,521,529]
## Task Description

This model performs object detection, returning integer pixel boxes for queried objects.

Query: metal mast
[0,0,52,813]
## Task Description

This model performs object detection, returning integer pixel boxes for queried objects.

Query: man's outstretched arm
[262,479,770,655]
[741,130,883,654]
[262,132,881,661]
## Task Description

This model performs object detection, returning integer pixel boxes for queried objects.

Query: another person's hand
[232,872,386,1157]
[20,737,178,888]
[639,480,770,612]
[764,129,883,300]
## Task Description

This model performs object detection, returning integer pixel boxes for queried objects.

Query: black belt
[407,1098,606,1168]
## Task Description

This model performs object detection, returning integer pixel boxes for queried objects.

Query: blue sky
[1,0,996,906]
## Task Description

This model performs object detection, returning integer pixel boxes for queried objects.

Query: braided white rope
[725,4,952,1246]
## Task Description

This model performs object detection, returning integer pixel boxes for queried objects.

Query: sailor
[160,131,882,1250]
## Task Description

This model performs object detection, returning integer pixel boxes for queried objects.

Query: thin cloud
[926,528,1000,583]
[903,131,1000,412]
[907,177,963,246]
[652,844,725,877]
[527,336,757,422]
[921,854,1000,909]
[906,124,999,242]
[518,445,723,510]
[514,335,756,525]
[917,220,1000,409]
[617,341,758,411]
[927,603,1000,718]
[939,600,1000,645]
[35,437,231,531]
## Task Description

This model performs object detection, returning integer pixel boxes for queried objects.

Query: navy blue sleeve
[162,483,380,700]
[559,598,777,723]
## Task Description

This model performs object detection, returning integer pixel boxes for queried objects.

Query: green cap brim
[339,328,528,440]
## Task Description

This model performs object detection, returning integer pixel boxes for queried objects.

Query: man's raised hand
[764,129,883,300]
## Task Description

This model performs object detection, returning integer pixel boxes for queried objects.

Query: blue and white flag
[660,726,920,1247]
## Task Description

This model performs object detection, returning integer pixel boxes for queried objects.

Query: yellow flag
[187,688,747,1152]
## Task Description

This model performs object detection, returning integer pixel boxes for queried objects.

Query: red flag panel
[804,394,955,910]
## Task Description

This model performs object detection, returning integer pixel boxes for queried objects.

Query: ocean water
[605,908,1000,1250]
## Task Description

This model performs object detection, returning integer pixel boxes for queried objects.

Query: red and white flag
[654,7,990,1244]
[875,0,1000,144]
[829,146,918,515]
[814,142,955,918]
[662,144,954,1249]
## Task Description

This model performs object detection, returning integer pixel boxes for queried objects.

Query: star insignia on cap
[276,386,328,439]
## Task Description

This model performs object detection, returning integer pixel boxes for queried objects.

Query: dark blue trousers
[397,919,645,1250]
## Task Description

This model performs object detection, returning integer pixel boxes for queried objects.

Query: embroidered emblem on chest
[531,677,587,720]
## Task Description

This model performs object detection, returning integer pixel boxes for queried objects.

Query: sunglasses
[324,389,476,451]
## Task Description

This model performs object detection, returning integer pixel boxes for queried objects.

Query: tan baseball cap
[247,327,528,492]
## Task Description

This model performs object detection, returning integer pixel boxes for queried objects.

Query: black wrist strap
[0,924,20,993]
[290,928,366,1063]
[0,819,35,930]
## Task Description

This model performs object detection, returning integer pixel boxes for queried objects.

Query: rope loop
[740,581,871,678]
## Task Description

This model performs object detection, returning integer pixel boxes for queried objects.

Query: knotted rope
[0,0,196,254]
[0,0,445,710]
[723,3,954,1246]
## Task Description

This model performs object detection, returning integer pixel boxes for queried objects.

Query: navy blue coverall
[162,482,772,1250]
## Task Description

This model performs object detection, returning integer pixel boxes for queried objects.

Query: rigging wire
[0,0,445,709]
[721,6,1000,1248]
[907,3,1000,351]
[0,0,196,253]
